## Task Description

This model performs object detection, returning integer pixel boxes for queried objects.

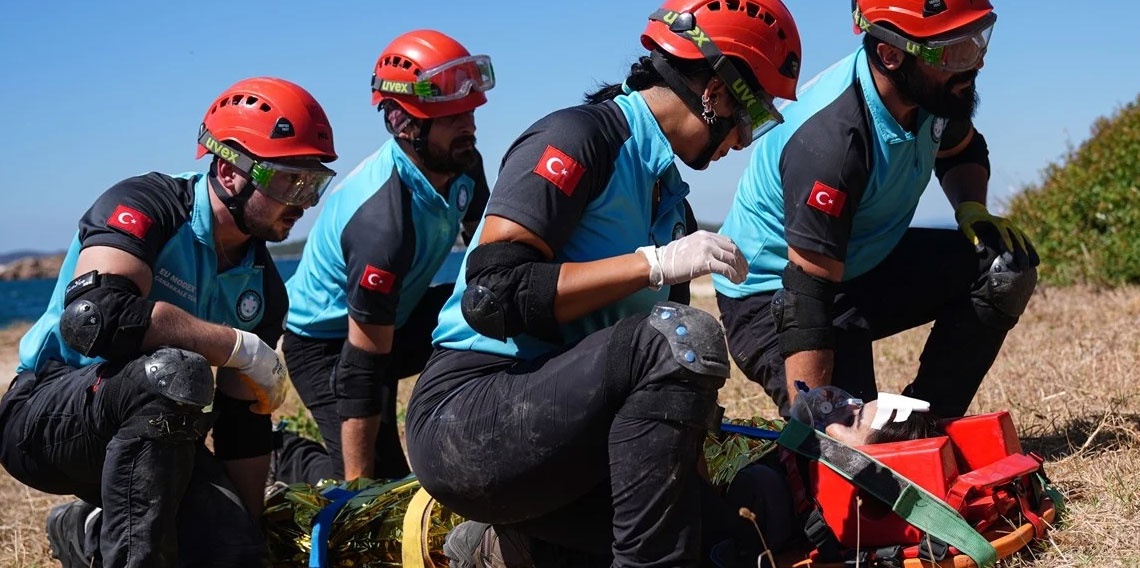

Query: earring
[701,94,716,124]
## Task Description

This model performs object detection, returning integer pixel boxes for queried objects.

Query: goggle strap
[648,9,776,126]
[853,7,945,67]
[371,75,428,98]
[197,128,258,173]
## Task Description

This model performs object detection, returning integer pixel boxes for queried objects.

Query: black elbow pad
[59,270,154,360]
[461,242,561,343]
[935,131,990,183]
[772,263,838,356]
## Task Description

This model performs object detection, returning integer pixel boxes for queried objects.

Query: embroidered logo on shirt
[932,117,948,144]
[533,145,586,197]
[236,289,262,322]
[107,205,153,239]
[360,265,396,294]
[807,181,846,218]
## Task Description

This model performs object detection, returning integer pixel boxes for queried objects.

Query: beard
[887,58,980,121]
[421,134,479,174]
[243,196,302,242]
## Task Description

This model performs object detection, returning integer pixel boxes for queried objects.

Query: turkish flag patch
[360,264,396,294]
[106,205,153,239]
[533,145,586,197]
[806,181,846,217]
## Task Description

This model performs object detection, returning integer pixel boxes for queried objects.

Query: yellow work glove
[954,201,1038,265]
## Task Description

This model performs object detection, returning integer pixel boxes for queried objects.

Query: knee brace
[971,253,1037,330]
[60,271,154,361]
[616,303,728,430]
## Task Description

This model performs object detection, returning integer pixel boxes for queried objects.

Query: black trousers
[276,284,451,484]
[407,305,728,568]
[718,228,1011,418]
[0,359,265,568]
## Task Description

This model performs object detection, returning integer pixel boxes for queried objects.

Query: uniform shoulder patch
[360,264,396,294]
[806,181,847,218]
[533,145,586,197]
[107,204,154,239]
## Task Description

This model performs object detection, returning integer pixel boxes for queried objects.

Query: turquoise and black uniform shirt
[433,91,696,361]
[18,172,287,374]
[285,140,488,339]
[715,47,971,298]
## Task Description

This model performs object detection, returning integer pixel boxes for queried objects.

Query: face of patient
[825,399,878,447]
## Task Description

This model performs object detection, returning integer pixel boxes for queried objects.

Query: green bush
[1008,94,1140,286]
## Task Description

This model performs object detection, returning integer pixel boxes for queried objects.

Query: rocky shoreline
[0,255,64,281]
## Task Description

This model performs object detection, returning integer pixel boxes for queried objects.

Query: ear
[394,121,421,142]
[876,43,905,70]
[214,158,250,196]
[702,76,728,103]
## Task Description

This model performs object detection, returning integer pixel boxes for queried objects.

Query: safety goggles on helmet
[648,9,785,147]
[197,129,337,207]
[854,8,996,73]
[372,54,495,103]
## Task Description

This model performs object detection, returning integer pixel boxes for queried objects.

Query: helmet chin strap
[649,52,735,170]
[209,171,254,235]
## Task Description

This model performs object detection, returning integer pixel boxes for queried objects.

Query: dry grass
[2,284,1140,566]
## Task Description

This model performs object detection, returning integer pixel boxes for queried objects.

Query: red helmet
[853,0,994,39]
[641,0,802,101]
[196,77,336,162]
[371,30,492,119]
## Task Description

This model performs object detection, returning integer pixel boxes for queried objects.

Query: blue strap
[719,422,781,440]
[308,487,364,568]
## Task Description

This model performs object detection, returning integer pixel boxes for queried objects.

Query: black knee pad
[615,303,729,430]
[971,253,1037,330]
[143,348,215,408]
[117,349,216,442]
[645,302,730,378]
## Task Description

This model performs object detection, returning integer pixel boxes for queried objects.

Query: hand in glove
[637,230,748,290]
[223,329,288,414]
[954,201,1039,266]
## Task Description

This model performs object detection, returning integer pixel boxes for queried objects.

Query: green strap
[777,420,998,567]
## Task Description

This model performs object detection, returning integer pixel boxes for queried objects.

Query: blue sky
[1,0,1137,253]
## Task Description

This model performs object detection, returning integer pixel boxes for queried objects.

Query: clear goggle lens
[920,14,997,72]
[250,162,337,207]
[739,94,785,147]
[415,54,495,102]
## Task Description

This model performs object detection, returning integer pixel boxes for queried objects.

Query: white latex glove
[223,329,288,414]
[637,230,748,290]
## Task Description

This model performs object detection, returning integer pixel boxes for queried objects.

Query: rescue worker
[715,0,1038,418]
[406,1,803,565]
[276,30,491,483]
[0,78,338,567]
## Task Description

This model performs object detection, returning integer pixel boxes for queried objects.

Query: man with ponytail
[716,0,1039,420]
[405,1,802,566]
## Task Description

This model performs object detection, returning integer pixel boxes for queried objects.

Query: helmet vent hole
[260,103,272,112]
[745,2,759,18]
[219,98,229,107]
[231,95,243,105]
[707,1,721,10]
[392,56,403,67]
[763,12,775,25]
[777,28,786,40]
[725,0,740,11]
[245,96,259,106]
[401,60,412,69]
